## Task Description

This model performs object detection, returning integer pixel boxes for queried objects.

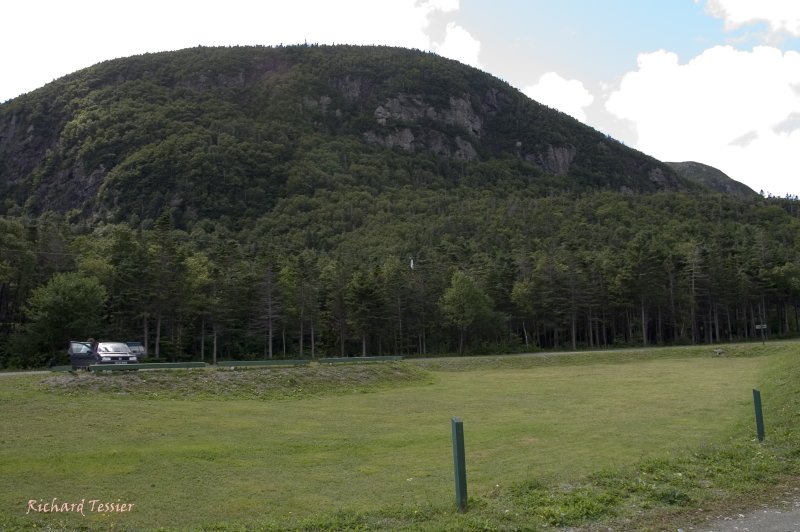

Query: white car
[69,341,139,369]
[94,342,139,365]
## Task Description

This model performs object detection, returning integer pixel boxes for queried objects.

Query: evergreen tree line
[1,189,799,368]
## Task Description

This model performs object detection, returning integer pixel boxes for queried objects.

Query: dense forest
[1,45,798,367]
[3,189,800,367]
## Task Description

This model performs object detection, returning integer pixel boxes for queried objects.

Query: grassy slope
[0,344,797,530]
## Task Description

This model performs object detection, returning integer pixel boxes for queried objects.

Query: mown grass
[409,341,778,371]
[0,342,797,530]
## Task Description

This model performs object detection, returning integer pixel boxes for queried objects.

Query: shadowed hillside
[666,161,756,199]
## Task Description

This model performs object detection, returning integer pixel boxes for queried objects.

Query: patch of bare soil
[40,362,432,400]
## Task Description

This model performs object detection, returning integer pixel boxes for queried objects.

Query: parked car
[95,342,138,365]
[68,341,94,370]
[68,341,139,370]
[126,341,146,358]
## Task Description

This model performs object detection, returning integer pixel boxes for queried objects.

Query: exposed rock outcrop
[453,136,478,161]
[526,144,577,176]
[444,96,482,136]
[365,92,482,160]
[373,93,483,136]
[374,95,433,125]
[334,76,364,101]
[363,128,478,161]
[0,113,53,187]
[364,128,416,152]
[35,161,107,214]
[481,88,506,116]
[647,167,673,188]
[303,95,333,113]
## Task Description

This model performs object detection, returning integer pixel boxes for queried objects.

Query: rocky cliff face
[363,93,482,160]
[359,89,584,176]
[0,112,44,186]
[372,94,482,134]
[525,144,577,176]
[647,167,684,189]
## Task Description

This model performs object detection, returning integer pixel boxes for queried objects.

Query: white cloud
[703,0,800,36]
[422,0,460,12]
[606,45,800,196]
[432,22,483,69]
[522,73,595,123]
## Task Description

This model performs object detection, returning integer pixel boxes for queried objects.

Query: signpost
[755,324,766,345]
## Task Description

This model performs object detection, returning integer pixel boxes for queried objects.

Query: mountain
[0,45,696,228]
[665,161,757,198]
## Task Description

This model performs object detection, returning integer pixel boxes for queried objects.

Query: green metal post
[753,389,765,442]
[451,417,468,512]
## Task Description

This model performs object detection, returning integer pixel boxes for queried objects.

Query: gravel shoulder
[694,490,800,532]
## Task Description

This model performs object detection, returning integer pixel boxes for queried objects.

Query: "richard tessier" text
[27,498,134,516]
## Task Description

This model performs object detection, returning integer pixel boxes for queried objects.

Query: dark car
[68,341,139,370]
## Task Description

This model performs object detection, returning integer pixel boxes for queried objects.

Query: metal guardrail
[66,356,403,372]
[220,357,402,367]
[217,359,310,367]
[89,362,208,371]
[318,356,404,363]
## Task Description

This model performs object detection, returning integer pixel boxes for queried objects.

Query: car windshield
[97,343,130,353]
[70,342,91,353]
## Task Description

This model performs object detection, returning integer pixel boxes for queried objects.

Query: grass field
[1,342,799,530]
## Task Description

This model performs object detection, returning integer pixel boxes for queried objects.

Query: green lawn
[0,344,793,530]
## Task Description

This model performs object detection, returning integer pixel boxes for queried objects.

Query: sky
[2,0,799,197]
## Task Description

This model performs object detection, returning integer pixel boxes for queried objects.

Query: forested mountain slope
[666,161,756,199]
[0,45,694,227]
[0,45,797,367]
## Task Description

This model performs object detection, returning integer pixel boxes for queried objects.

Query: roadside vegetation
[40,361,432,400]
[2,342,799,530]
